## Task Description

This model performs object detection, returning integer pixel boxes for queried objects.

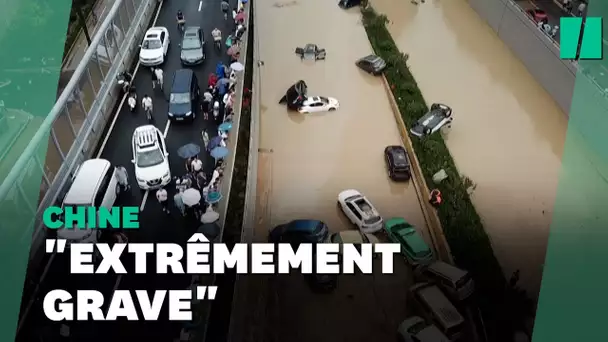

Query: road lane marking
[96,0,166,158]
[163,119,171,138]
[198,1,203,11]
[140,190,149,211]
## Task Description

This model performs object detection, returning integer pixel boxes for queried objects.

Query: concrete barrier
[379,76,453,264]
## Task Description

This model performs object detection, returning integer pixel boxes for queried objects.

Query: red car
[527,8,548,23]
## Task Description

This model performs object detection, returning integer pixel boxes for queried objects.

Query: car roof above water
[286,219,324,232]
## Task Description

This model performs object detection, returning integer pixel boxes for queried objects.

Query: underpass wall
[466,0,577,114]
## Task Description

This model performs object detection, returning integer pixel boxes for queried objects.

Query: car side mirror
[165,153,169,157]
[131,159,135,164]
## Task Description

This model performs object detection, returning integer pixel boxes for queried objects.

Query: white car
[139,27,170,66]
[337,189,384,233]
[131,125,171,190]
[297,96,339,113]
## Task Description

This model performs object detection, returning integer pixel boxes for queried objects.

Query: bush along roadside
[360,6,534,341]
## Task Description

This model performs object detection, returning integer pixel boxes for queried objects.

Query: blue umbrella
[216,63,225,78]
[218,122,233,132]
[206,191,223,204]
[207,136,223,151]
[210,146,229,159]
[177,143,201,159]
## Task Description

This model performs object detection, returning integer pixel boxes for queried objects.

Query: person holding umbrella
[174,188,186,216]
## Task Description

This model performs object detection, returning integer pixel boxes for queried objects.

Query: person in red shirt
[429,189,442,207]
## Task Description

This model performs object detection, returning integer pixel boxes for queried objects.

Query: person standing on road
[156,187,170,214]
[115,166,131,192]
[154,67,164,90]
[577,1,586,16]
[174,189,186,216]
[221,1,230,20]
[191,157,203,173]
[542,22,552,35]
[551,25,559,38]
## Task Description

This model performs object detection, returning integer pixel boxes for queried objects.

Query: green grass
[361,6,534,340]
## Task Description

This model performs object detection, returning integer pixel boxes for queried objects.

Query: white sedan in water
[139,27,170,66]
[297,96,340,113]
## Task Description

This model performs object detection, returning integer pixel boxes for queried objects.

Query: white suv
[131,125,171,189]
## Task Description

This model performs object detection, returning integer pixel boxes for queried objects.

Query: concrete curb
[379,75,453,264]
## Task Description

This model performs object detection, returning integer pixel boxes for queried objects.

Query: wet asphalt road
[18,0,236,340]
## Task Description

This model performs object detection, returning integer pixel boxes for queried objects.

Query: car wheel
[424,127,432,135]
[328,107,336,111]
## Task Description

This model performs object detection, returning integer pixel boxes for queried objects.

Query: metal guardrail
[12,0,161,333]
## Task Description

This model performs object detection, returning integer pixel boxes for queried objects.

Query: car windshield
[143,39,162,49]
[182,36,200,49]
[136,148,164,167]
[170,93,190,104]
[364,216,381,225]
[393,151,408,168]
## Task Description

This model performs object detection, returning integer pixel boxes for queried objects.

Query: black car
[268,219,329,245]
[180,26,205,66]
[384,146,411,181]
[279,80,308,110]
[356,55,386,75]
[338,0,361,9]
[168,69,200,122]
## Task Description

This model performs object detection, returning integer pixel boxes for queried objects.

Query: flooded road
[372,0,568,297]
[252,0,428,340]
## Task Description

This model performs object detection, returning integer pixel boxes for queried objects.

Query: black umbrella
[197,223,221,240]
[177,143,201,159]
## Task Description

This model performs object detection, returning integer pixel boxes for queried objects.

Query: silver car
[410,103,453,137]
[180,27,205,66]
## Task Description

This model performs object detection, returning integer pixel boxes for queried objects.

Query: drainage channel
[204,8,254,341]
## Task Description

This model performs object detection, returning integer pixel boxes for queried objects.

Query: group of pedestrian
[201,64,237,125]
[562,0,586,17]
[537,20,560,39]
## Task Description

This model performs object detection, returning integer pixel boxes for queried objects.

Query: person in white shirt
[577,2,586,16]
[191,158,203,172]
[551,25,559,38]
[115,166,130,191]
[156,187,169,213]
[153,68,164,90]
[142,94,153,113]
[542,23,552,34]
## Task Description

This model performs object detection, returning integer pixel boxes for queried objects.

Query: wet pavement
[17,0,236,340]
[373,0,568,297]
[253,0,428,340]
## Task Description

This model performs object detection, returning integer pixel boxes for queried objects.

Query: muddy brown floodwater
[373,0,568,298]
[253,0,429,340]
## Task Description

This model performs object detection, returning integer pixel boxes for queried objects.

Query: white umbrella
[230,62,244,72]
[182,188,202,207]
[201,206,220,223]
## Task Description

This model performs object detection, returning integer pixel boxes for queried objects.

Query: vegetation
[360,6,534,341]
[63,0,97,59]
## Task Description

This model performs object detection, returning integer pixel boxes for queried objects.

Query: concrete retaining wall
[466,0,577,114]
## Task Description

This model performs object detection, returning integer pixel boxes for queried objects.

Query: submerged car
[268,219,329,245]
[298,96,339,113]
[397,316,451,342]
[384,217,433,265]
[180,26,205,65]
[526,8,548,24]
[295,44,326,60]
[356,54,386,75]
[139,27,170,66]
[337,189,383,234]
[279,80,308,110]
[410,103,453,137]
[384,145,411,181]
[338,0,362,9]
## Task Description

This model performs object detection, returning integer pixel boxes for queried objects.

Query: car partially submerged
[384,145,411,181]
[295,44,326,60]
[279,80,308,110]
[356,54,386,75]
[298,96,339,113]
[384,217,433,265]
[410,103,453,137]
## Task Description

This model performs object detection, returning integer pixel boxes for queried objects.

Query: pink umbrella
[227,45,241,57]
[235,12,246,22]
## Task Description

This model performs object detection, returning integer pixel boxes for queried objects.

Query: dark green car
[180,26,205,66]
[384,217,433,265]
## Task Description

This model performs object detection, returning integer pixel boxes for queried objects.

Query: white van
[409,282,465,340]
[58,159,122,244]
[419,261,475,301]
